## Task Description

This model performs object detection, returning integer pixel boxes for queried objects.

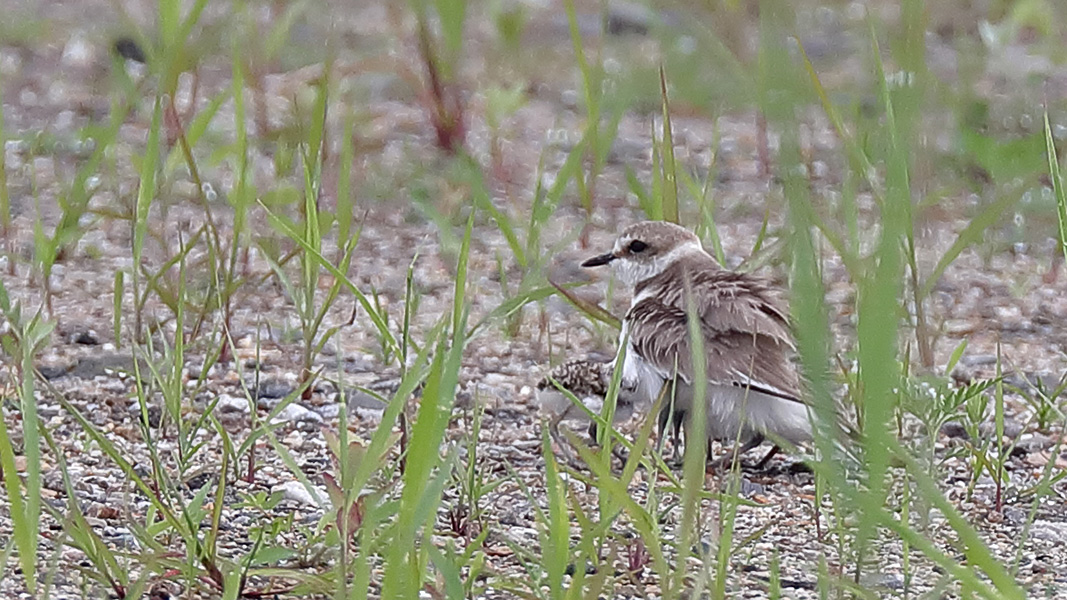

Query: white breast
[617,343,670,412]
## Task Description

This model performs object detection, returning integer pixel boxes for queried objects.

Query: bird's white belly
[704,384,812,445]
[618,355,812,446]
[672,383,811,445]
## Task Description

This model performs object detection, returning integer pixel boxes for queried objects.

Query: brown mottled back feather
[627,252,801,402]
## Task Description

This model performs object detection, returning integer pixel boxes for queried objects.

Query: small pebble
[273,480,327,508]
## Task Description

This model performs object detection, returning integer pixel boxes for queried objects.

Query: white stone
[272,480,327,507]
[271,403,322,425]
[217,394,250,413]
[62,32,95,68]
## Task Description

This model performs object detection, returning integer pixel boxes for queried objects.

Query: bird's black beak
[581,252,616,267]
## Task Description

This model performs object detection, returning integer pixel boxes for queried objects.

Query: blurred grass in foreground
[0,0,1065,597]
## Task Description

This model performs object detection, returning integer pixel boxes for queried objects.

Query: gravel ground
[2,1,1067,598]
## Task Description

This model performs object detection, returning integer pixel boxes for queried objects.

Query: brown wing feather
[627,260,802,402]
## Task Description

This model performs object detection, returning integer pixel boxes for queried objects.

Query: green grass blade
[112,270,123,348]
[851,17,908,576]
[549,279,621,330]
[434,0,467,77]
[0,79,9,255]
[659,65,679,224]
[541,430,570,600]
[337,111,357,246]
[1044,111,1067,263]
[382,323,465,598]
[258,200,398,357]
[453,210,473,335]
[672,284,708,599]
[797,41,880,197]
[133,98,162,269]
[467,284,566,339]
[919,191,1019,300]
[0,379,35,591]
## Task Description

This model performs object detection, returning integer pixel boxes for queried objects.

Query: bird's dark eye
[628,240,648,253]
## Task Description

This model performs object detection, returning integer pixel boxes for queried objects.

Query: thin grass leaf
[626,165,655,219]
[918,191,1019,300]
[889,441,1026,599]
[454,209,473,334]
[476,192,525,267]
[346,333,437,500]
[1044,111,1067,264]
[563,0,602,221]
[572,437,669,585]
[157,0,181,48]
[750,207,771,258]
[0,377,35,591]
[466,283,560,339]
[797,40,880,198]
[549,279,621,329]
[205,420,233,567]
[164,88,231,174]
[225,50,251,287]
[112,270,123,349]
[650,119,663,221]
[546,129,588,206]
[677,163,726,265]
[0,308,52,592]
[258,200,398,356]
[132,97,162,341]
[426,543,466,600]
[382,321,465,597]
[851,19,909,579]
[524,151,555,264]
[434,0,467,78]
[541,430,570,600]
[944,338,968,375]
[659,65,679,224]
[773,1,852,548]
[672,282,708,599]
[337,111,357,247]
[0,80,10,264]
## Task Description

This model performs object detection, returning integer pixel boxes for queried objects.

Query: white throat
[614,240,704,288]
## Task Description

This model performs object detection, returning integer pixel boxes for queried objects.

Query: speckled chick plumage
[536,359,634,425]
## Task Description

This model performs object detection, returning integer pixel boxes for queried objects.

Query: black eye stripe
[628,240,648,253]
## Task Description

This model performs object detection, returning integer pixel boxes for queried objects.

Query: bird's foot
[707,453,745,473]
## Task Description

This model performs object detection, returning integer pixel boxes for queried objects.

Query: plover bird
[581,220,811,467]
[537,359,635,459]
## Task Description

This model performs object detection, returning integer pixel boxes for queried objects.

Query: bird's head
[581,221,705,287]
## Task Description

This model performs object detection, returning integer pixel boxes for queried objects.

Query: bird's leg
[658,403,688,466]
[672,410,685,459]
[548,417,580,465]
[712,433,765,470]
[754,445,781,470]
[589,419,630,465]
[547,417,564,450]
[656,402,672,454]
[735,433,765,456]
